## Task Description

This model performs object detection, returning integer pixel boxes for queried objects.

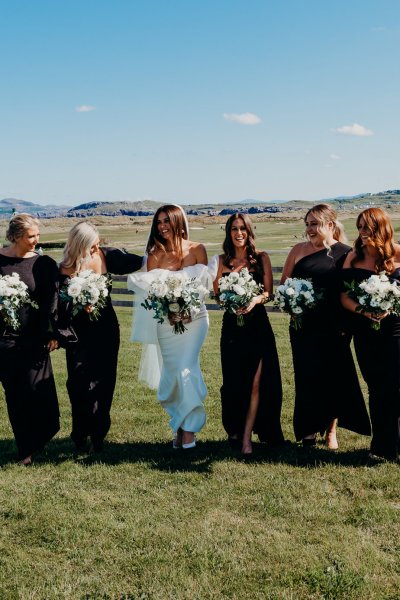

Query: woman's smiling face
[157,211,172,240]
[230,218,248,249]
[357,216,373,245]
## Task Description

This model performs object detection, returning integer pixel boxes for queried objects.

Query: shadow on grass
[0,436,389,472]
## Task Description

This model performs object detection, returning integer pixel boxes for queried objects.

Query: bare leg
[242,360,263,455]
[325,418,338,450]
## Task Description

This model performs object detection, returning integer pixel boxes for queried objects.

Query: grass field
[0,216,400,599]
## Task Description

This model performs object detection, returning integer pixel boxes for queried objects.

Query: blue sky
[1,0,399,206]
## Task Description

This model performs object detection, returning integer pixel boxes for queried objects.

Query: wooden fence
[111,266,284,312]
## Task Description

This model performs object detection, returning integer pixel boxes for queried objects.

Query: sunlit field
[0,214,399,599]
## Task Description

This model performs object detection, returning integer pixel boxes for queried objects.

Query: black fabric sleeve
[102,247,143,274]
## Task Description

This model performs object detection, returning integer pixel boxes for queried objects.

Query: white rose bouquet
[60,269,111,321]
[0,272,39,330]
[274,277,322,330]
[142,273,208,334]
[216,268,264,326]
[345,272,400,330]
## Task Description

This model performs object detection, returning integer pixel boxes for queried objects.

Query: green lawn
[0,310,399,599]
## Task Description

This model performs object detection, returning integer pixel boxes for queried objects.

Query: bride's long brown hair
[351,207,395,273]
[146,205,188,262]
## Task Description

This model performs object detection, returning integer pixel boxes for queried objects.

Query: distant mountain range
[1,190,400,219]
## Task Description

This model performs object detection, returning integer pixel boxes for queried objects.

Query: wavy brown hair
[304,203,346,245]
[222,213,262,271]
[146,205,189,262]
[351,207,395,273]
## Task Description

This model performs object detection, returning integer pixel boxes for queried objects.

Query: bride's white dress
[128,264,210,433]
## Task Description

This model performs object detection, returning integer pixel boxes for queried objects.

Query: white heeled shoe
[182,435,196,450]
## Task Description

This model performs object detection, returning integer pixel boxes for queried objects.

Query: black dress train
[290,243,371,441]
[59,247,142,451]
[0,253,60,460]
[220,271,284,446]
[342,267,400,460]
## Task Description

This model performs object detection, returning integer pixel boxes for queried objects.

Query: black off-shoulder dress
[59,247,142,451]
[290,243,371,441]
[220,270,285,446]
[342,267,400,460]
[0,253,60,460]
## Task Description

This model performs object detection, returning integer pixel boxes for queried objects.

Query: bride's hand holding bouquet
[142,271,208,334]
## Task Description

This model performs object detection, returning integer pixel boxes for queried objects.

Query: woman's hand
[46,339,60,352]
[236,295,267,315]
[84,304,94,314]
[168,312,192,326]
[364,311,389,323]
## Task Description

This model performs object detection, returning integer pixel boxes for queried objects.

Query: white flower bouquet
[60,269,111,321]
[0,272,38,330]
[217,268,264,326]
[345,272,400,330]
[274,277,322,330]
[142,273,208,334]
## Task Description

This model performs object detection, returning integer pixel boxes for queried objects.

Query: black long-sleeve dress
[290,243,371,441]
[0,253,60,460]
[342,267,400,460]
[220,270,285,446]
[59,247,142,451]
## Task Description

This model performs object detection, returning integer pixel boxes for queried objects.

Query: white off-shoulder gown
[128,264,210,433]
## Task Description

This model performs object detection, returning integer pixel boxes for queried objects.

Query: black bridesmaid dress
[290,243,371,441]
[220,270,285,446]
[59,247,142,451]
[342,267,400,460]
[0,253,60,460]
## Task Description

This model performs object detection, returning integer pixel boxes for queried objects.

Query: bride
[128,205,210,449]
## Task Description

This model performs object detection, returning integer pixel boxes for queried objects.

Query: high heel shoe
[228,436,242,450]
[182,435,196,450]
[302,435,317,447]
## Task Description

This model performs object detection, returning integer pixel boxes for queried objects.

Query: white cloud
[75,105,96,113]
[330,153,341,160]
[333,123,373,137]
[223,112,261,125]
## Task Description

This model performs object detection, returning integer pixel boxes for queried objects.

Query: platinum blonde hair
[6,213,40,243]
[61,221,99,272]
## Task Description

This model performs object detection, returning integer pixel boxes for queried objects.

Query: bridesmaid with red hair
[342,207,400,461]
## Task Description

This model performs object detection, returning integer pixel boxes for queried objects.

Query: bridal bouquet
[60,270,111,321]
[217,268,264,326]
[142,273,208,334]
[0,272,38,330]
[345,272,400,330]
[274,277,322,330]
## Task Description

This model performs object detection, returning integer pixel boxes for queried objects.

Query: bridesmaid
[281,204,370,447]
[341,208,400,461]
[59,221,142,452]
[0,214,60,464]
[212,213,284,456]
